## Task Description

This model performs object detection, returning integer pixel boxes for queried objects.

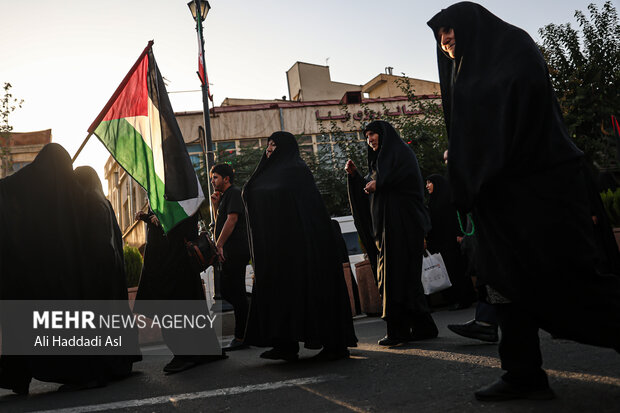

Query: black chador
[428,2,620,398]
[0,144,139,394]
[347,120,438,343]
[427,1,620,350]
[242,131,357,359]
[133,212,223,370]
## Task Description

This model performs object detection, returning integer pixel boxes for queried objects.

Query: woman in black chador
[0,144,139,394]
[134,211,225,374]
[428,1,620,402]
[425,174,476,309]
[346,120,438,346]
[242,131,357,361]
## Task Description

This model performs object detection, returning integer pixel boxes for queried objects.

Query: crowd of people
[1,0,619,403]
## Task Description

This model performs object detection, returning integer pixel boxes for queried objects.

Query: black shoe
[259,348,298,361]
[58,379,106,392]
[311,348,350,361]
[378,335,410,346]
[224,338,249,351]
[163,354,226,374]
[410,328,438,342]
[0,378,30,395]
[448,320,499,343]
[475,378,555,401]
[163,356,198,374]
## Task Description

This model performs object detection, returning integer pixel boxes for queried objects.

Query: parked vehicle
[332,215,365,279]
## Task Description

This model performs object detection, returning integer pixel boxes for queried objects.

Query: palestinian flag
[89,41,204,233]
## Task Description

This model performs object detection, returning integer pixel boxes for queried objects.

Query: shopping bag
[421,250,452,295]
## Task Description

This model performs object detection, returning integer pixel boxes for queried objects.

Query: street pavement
[1,306,619,412]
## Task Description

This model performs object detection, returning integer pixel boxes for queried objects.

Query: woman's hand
[345,159,357,176]
[364,180,376,194]
[149,215,160,227]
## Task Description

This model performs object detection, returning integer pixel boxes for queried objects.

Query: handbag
[185,231,218,273]
[421,250,452,295]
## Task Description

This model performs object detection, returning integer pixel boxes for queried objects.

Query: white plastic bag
[421,250,452,295]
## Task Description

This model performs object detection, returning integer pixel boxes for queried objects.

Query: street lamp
[188,0,231,312]
[187,0,210,22]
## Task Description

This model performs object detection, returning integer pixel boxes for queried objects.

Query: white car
[332,215,366,280]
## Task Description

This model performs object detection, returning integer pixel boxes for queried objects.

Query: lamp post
[187,0,215,224]
[188,1,231,312]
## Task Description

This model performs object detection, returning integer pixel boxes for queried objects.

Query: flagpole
[71,132,93,163]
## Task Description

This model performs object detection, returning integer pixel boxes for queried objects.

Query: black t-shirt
[214,185,249,257]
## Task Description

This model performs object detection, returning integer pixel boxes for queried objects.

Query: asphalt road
[1,307,619,413]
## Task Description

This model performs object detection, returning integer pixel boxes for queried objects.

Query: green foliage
[391,77,448,179]
[228,146,264,188]
[123,245,143,288]
[600,188,620,226]
[538,1,620,169]
[301,146,351,217]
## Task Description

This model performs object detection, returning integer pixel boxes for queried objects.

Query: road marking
[358,344,620,387]
[32,375,344,413]
[299,385,370,413]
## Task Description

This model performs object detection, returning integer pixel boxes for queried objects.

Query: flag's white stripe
[147,97,165,185]
[124,113,165,186]
[124,115,151,149]
[178,174,205,216]
[31,375,343,413]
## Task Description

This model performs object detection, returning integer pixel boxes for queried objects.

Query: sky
[1,0,613,192]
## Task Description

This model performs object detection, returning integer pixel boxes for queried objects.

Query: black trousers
[494,303,549,388]
[221,253,250,339]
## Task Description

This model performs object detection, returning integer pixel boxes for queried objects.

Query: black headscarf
[0,143,84,299]
[242,131,357,349]
[427,2,583,211]
[363,120,430,237]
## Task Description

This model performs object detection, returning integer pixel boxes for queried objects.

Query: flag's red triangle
[88,41,153,133]
[102,55,149,122]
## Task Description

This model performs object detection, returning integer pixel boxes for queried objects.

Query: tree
[0,82,24,177]
[538,1,620,170]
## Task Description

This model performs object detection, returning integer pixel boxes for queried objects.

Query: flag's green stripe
[94,118,189,232]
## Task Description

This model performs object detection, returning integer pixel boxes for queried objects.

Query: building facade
[0,129,52,178]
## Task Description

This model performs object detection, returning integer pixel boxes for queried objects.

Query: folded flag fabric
[89,41,204,233]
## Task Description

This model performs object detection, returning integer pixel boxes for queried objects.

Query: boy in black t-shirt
[210,164,251,350]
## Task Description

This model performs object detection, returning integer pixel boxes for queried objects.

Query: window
[342,232,363,255]
[120,177,130,231]
[297,135,312,145]
[240,139,260,149]
[11,162,29,172]
[187,144,205,172]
